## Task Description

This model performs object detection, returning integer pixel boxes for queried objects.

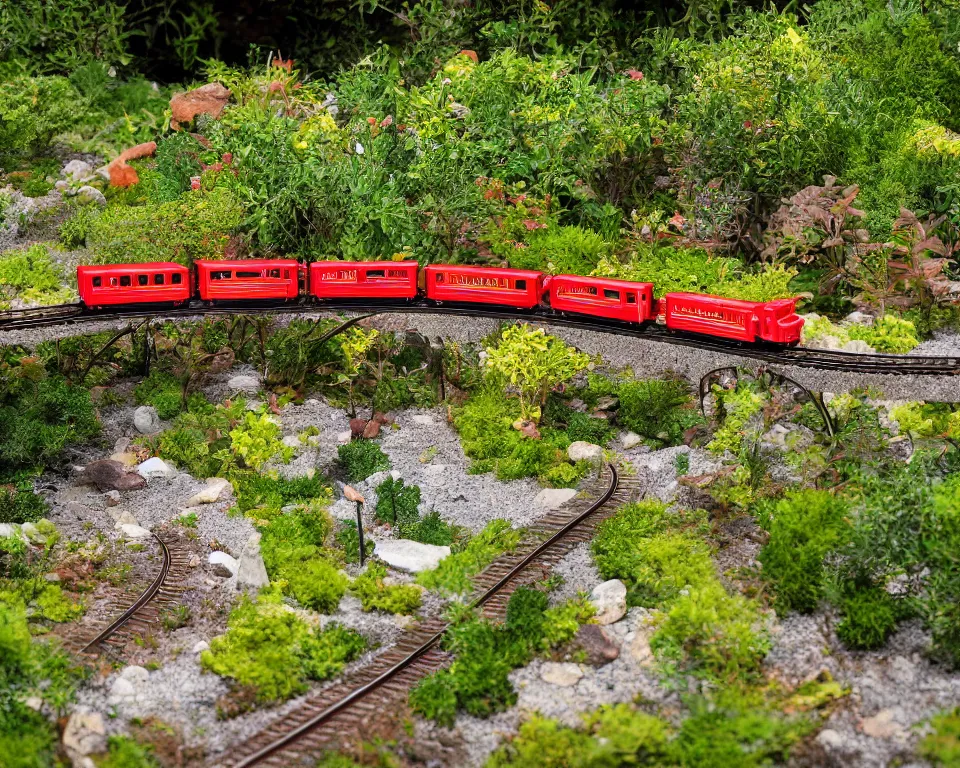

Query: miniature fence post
[343,485,366,566]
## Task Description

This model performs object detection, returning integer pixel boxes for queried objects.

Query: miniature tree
[483,324,592,422]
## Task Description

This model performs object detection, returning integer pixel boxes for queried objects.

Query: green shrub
[133,371,208,420]
[616,377,701,448]
[283,558,349,614]
[0,245,72,310]
[201,592,364,703]
[350,561,422,615]
[920,708,960,767]
[835,586,899,651]
[232,473,330,516]
[0,487,46,525]
[337,440,390,483]
[335,521,362,565]
[374,477,420,527]
[418,519,522,595]
[0,76,87,158]
[501,225,613,276]
[96,735,160,768]
[756,490,852,615]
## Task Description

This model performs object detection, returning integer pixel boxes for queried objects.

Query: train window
[604,289,620,300]
[138,275,148,286]
[120,276,131,287]
[110,278,118,287]
[172,274,182,285]
[211,270,231,280]
[283,270,290,279]
[92,276,102,287]
[368,270,385,278]
[515,279,526,290]
[237,271,259,278]
[154,274,165,285]
[626,293,636,304]
[268,269,280,278]
[435,274,444,284]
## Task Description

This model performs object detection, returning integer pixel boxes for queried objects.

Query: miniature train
[76,259,805,345]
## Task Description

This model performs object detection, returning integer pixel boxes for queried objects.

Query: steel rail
[1,300,958,375]
[228,463,621,768]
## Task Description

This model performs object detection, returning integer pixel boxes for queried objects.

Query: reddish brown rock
[75,460,146,492]
[349,418,368,438]
[170,83,231,130]
[107,141,157,188]
[566,624,620,666]
[458,49,479,63]
[362,419,382,439]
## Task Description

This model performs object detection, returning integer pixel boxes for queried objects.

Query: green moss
[201,592,364,703]
[0,487,47,525]
[756,490,852,615]
[134,371,208,420]
[417,520,523,595]
[920,707,960,766]
[616,377,702,448]
[835,586,899,651]
[338,440,390,483]
[95,735,161,768]
[374,477,460,546]
[0,244,72,310]
[350,561,422,615]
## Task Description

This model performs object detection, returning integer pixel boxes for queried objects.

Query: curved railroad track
[1,300,957,376]
[68,529,190,657]
[217,463,638,768]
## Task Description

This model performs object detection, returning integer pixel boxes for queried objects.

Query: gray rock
[133,405,160,434]
[136,457,175,479]
[845,310,875,326]
[110,677,135,698]
[119,524,151,539]
[842,339,874,354]
[76,185,106,207]
[236,533,269,590]
[75,460,146,492]
[621,431,644,450]
[861,709,906,740]
[567,441,603,463]
[62,159,93,181]
[209,551,239,578]
[104,490,121,507]
[533,487,577,511]
[412,415,435,425]
[192,640,210,654]
[62,712,107,759]
[372,539,450,572]
[337,430,352,443]
[589,579,627,625]
[186,477,231,505]
[227,374,260,394]
[817,729,846,750]
[120,665,149,684]
[539,662,583,686]
[567,624,620,666]
[113,511,138,527]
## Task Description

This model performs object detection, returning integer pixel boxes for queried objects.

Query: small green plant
[617,377,701,448]
[96,735,161,768]
[374,477,420,527]
[417,520,522,595]
[350,561,422,615]
[835,586,899,651]
[0,486,47,524]
[920,707,960,767]
[0,244,72,310]
[337,440,390,483]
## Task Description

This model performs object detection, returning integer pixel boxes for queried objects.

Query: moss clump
[350,561,422,615]
[920,707,960,766]
[835,586,899,651]
[337,440,390,483]
[756,490,851,615]
[410,588,591,726]
[0,487,47,525]
[96,735,161,768]
[417,519,523,595]
[374,477,460,546]
[616,377,702,448]
[0,244,73,310]
[133,371,208,420]
[201,591,365,703]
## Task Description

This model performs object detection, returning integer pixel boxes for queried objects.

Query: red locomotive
[76,259,804,345]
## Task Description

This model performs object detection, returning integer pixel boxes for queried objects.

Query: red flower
[743,120,753,130]
[624,69,644,80]
[380,115,394,128]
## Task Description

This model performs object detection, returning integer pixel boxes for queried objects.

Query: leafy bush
[96,735,161,768]
[374,477,459,546]
[350,561,422,615]
[756,490,852,615]
[418,520,522,595]
[202,592,364,703]
[617,377,701,448]
[835,586,899,651]
[920,707,960,767]
[0,245,72,310]
[338,440,390,483]
[0,487,46,525]
[133,371,207,420]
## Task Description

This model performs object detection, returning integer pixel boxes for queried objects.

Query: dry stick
[77,319,149,385]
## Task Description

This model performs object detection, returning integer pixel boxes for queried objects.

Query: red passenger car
[77,263,192,308]
[663,293,804,345]
[309,261,419,301]
[544,275,656,324]
[195,259,300,302]
[423,265,544,309]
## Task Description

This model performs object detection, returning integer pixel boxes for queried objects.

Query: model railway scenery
[3,2,960,768]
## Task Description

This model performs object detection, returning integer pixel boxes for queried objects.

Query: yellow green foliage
[0,245,73,309]
[350,561,422,615]
[417,519,522,595]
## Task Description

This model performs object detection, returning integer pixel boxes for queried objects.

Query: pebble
[589,579,627,625]
[114,510,138,527]
[226,374,260,394]
[185,477,232,505]
[133,405,160,434]
[371,539,450,572]
[121,665,150,684]
[533,487,577,511]
[119,524,151,539]
[620,431,643,450]
[337,430,352,443]
[136,457,176,479]
[104,490,121,507]
[76,185,106,206]
[192,640,210,654]
[567,441,604,463]
[110,677,135,698]
[62,712,107,759]
[540,662,584,687]
[208,551,239,577]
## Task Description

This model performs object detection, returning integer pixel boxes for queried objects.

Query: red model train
[77,260,804,345]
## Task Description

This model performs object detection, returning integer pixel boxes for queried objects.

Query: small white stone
[817,729,846,750]
[620,431,643,450]
[337,430,353,444]
[539,662,583,686]
[282,435,301,449]
[390,470,402,481]
[412,415,434,425]
[104,490,121,507]
[114,511,138,527]
[371,539,450,572]
[227,374,260,394]
[185,477,231,505]
[133,405,160,434]
[236,533,270,590]
[110,677,135,698]
[121,665,149,684]
[119,524,151,539]
[533,488,577,511]
[136,457,175,479]
[76,185,106,207]
[208,551,239,577]
[192,640,210,654]
[589,579,627,625]
[567,441,604,463]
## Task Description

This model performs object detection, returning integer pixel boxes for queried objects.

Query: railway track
[1,300,957,376]
[67,529,190,658]
[218,463,639,768]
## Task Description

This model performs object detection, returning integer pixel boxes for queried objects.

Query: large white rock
[534,488,577,511]
[372,539,450,572]
[119,524,151,539]
[76,185,107,207]
[113,511,139,528]
[236,533,270,590]
[209,551,239,577]
[227,374,260,394]
[120,665,150,684]
[133,405,161,434]
[539,661,584,687]
[567,441,604,463]
[621,431,644,450]
[136,457,175,479]
[186,477,232,505]
[589,579,627,625]
[62,712,107,759]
